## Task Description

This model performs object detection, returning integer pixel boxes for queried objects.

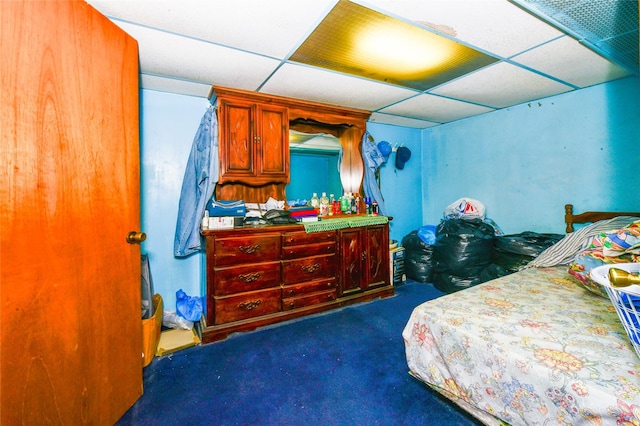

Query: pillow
[527,216,639,268]
[587,220,640,257]
[567,249,637,298]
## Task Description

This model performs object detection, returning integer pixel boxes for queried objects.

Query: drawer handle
[301,263,320,274]
[238,272,261,282]
[239,244,261,254]
[239,300,262,311]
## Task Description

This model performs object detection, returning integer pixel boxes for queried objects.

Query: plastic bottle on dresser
[328,194,335,216]
[341,193,350,214]
[310,192,319,211]
[319,192,329,216]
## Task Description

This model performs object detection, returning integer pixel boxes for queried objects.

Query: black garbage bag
[495,232,563,258]
[402,231,435,283]
[404,248,435,283]
[491,250,532,272]
[434,263,512,293]
[402,230,432,251]
[433,272,482,293]
[479,263,512,282]
[493,232,563,272]
[434,218,495,278]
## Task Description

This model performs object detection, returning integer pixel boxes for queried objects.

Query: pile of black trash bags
[402,218,563,293]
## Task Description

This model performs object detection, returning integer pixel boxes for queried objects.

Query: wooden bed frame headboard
[564,204,640,233]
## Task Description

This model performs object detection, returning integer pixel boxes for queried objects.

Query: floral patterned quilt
[402,266,640,425]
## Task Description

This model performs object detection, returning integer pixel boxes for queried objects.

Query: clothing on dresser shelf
[174,102,219,257]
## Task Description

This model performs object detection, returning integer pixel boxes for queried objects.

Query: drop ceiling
[85,0,638,129]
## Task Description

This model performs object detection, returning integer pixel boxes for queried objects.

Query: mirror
[287,114,366,199]
[287,130,342,202]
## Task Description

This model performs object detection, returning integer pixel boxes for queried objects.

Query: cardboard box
[156,328,201,356]
[141,294,163,367]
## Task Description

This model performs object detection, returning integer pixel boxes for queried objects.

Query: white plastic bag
[444,198,486,220]
[162,310,194,330]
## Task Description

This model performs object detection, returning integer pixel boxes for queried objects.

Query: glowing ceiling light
[354,27,454,76]
[290,0,498,91]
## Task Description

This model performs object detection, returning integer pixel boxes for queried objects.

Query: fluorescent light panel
[290,0,499,91]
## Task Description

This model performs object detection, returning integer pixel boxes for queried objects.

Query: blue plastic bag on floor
[176,289,203,322]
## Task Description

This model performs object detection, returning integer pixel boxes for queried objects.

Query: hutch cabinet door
[218,97,255,179]
[1,1,142,424]
[218,95,288,185]
[257,104,289,179]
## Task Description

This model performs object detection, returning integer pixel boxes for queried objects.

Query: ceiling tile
[88,0,338,59]
[378,93,494,123]
[368,112,439,128]
[260,63,418,111]
[141,75,211,98]
[511,36,633,88]
[431,62,574,108]
[356,0,564,57]
[114,21,282,91]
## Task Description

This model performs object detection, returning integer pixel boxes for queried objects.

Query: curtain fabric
[361,131,388,216]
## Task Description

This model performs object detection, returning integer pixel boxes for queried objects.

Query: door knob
[126,231,146,244]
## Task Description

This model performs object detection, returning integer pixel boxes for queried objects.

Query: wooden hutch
[201,86,392,343]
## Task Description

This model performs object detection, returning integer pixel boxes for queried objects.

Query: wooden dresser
[202,221,392,343]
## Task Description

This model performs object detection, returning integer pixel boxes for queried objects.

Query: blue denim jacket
[174,104,218,257]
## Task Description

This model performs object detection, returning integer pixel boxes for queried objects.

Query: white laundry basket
[591,263,640,359]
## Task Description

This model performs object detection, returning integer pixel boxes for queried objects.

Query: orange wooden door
[1,1,143,424]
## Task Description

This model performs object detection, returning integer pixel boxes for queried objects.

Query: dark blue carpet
[117,281,483,425]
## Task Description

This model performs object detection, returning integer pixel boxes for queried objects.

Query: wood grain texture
[1,1,142,423]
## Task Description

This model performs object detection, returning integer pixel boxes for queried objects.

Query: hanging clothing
[174,103,219,257]
[361,131,388,216]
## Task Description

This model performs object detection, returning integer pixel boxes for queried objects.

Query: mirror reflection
[287,130,342,203]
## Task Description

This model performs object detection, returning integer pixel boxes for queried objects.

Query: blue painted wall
[139,90,210,310]
[139,76,639,307]
[421,76,640,235]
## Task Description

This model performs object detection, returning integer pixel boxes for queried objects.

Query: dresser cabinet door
[363,225,389,289]
[338,228,363,295]
[338,224,390,295]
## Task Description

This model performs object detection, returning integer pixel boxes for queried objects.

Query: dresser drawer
[282,289,337,311]
[282,231,335,246]
[214,261,281,295]
[282,242,335,260]
[214,234,281,266]
[213,288,281,325]
[282,254,335,285]
[282,278,336,298]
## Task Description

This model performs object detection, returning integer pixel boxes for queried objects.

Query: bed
[403,205,640,425]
